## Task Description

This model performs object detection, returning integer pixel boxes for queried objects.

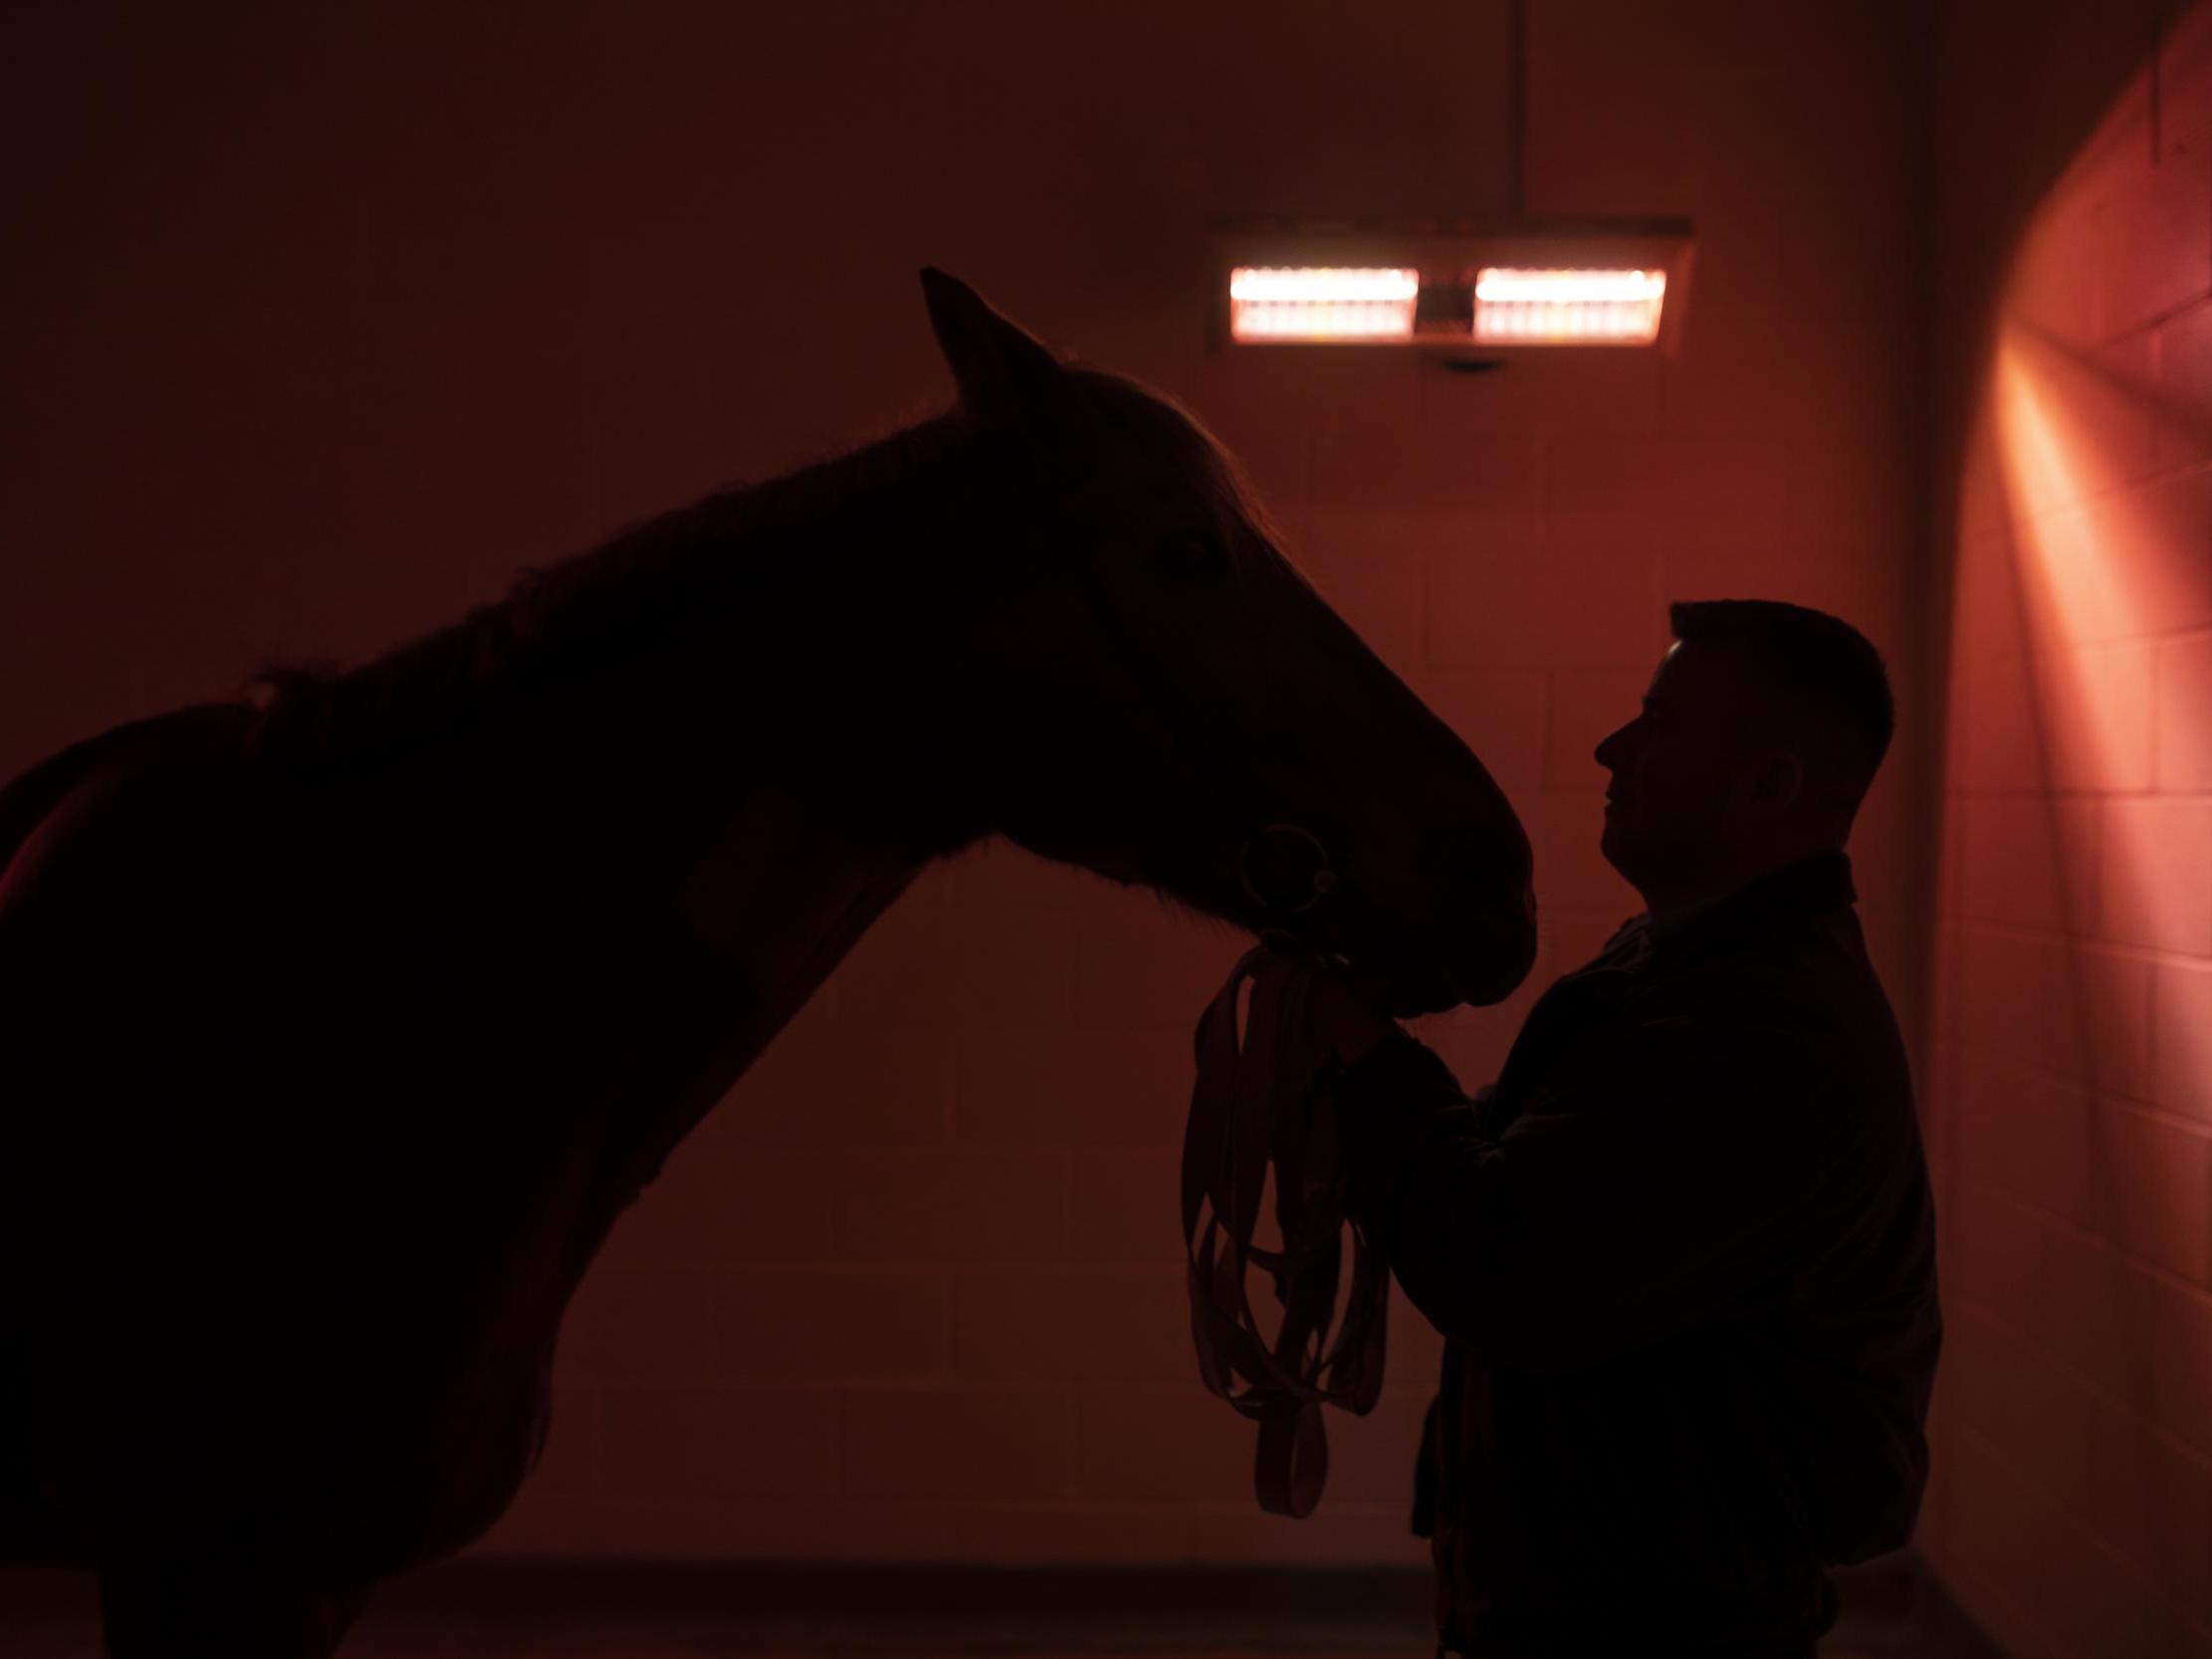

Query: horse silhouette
[0,269,1534,1656]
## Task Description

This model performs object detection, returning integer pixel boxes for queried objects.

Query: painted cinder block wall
[0,3,1921,1564]
[1918,1,2212,1653]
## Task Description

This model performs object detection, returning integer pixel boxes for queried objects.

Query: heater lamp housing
[1209,218,1695,358]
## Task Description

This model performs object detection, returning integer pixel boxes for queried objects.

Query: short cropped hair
[1669,598,1894,812]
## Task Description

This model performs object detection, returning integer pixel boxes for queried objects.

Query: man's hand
[1304,965,1404,1065]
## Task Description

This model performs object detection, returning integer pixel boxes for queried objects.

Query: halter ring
[1237,823,1340,919]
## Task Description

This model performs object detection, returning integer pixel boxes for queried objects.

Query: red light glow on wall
[1983,320,2212,1085]
[1472,267,1666,343]
[1227,266,1420,340]
[1919,19,2212,1648]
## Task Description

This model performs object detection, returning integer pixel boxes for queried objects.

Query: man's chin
[1597,828,1656,902]
[1598,821,1629,881]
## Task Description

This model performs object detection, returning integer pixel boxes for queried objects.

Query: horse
[0,269,1534,1656]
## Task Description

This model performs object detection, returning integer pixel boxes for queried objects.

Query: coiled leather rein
[1181,928,1392,1519]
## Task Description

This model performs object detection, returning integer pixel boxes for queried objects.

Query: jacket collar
[1594,851,1857,974]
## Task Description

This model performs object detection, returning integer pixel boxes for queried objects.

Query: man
[1307,599,1940,1659]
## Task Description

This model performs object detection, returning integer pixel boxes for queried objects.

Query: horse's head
[921,269,1534,1017]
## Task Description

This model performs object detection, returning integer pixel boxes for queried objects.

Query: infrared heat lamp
[1209,0,1690,357]
[1210,221,1694,356]
[1227,266,1422,341]
[1472,266,1667,344]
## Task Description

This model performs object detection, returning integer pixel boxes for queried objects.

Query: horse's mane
[246,369,1291,769]
[246,411,973,767]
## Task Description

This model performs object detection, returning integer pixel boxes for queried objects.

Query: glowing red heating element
[1228,266,1420,341]
[1473,267,1666,344]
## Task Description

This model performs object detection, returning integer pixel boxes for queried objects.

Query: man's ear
[920,268,1072,425]
[1746,751,1806,815]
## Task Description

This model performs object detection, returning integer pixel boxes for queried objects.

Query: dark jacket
[1333,853,1940,1659]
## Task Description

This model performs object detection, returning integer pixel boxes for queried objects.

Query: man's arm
[1332,1019,1855,1376]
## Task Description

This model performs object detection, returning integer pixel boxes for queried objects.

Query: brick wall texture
[1916,4,2212,1654]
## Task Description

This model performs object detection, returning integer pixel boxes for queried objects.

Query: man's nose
[1593,722,1632,770]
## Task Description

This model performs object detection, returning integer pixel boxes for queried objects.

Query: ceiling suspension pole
[1507,0,1529,220]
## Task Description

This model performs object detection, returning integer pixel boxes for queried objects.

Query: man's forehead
[1644,641,1791,758]
[1646,638,1746,704]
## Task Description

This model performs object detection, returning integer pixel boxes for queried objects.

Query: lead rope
[1180,933,1392,1518]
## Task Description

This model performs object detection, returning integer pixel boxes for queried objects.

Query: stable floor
[0,1561,1991,1658]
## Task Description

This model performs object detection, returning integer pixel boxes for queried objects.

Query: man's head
[1594,599,1893,915]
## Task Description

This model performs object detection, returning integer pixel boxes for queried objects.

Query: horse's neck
[661,773,931,1062]
[480,409,992,912]
[466,420,996,1208]
[573,766,931,1223]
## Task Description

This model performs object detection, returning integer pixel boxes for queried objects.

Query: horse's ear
[920,268,1069,420]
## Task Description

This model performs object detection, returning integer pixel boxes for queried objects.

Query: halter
[1037,489,1389,1519]
[1044,516,1346,934]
